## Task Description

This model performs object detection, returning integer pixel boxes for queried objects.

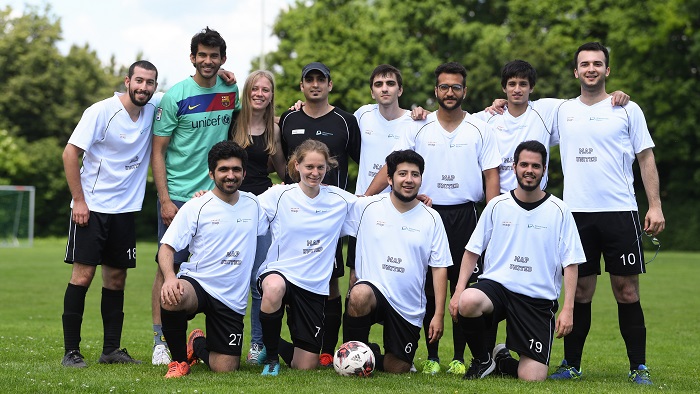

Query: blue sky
[5,0,293,88]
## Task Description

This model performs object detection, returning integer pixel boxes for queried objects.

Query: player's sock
[342,313,371,344]
[484,320,498,354]
[62,283,88,352]
[278,338,294,365]
[458,314,489,362]
[101,287,124,355]
[260,306,284,363]
[153,324,167,346]
[322,296,342,354]
[193,336,209,366]
[500,356,519,378]
[423,295,439,361]
[367,342,384,372]
[160,307,188,362]
[618,301,646,370]
[564,301,591,370]
[451,314,467,362]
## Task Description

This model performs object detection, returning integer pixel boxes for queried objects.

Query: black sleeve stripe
[193,196,215,238]
[530,104,552,135]
[100,108,123,141]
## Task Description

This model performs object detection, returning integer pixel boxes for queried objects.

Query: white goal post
[0,185,35,247]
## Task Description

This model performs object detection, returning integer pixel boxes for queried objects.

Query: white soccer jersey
[257,184,357,295]
[475,99,562,193]
[393,112,501,205]
[161,191,268,315]
[354,104,414,195]
[553,97,654,212]
[466,192,585,300]
[347,195,452,327]
[67,92,163,213]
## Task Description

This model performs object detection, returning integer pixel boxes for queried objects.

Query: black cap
[301,62,331,80]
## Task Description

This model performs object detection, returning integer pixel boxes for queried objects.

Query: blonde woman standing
[230,70,286,364]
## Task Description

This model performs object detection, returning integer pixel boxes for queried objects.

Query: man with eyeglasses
[365,62,500,376]
[548,42,665,385]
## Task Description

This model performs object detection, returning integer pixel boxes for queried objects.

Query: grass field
[0,238,697,393]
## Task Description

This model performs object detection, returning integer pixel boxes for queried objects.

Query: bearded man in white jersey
[343,149,451,373]
[548,42,665,385]
[365,62,501,375]
[61,61,159,368]
[158,141,268,378]
[450,140,585,381]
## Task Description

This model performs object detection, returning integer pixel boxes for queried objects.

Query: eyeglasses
[635,232,661,264]
[437,84,464,93]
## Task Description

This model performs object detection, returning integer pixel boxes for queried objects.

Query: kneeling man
[343,150,451,373]
[158,141,268,378]
[450,140,585,381]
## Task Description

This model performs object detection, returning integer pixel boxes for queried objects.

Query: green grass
[0,238,697,393]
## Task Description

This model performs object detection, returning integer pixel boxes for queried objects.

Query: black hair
[386,150,425,178]
[434,62,467,86]
[128,60,158,81]
[370,64,403,88]
[514,140,547,166]
[501,60,536,89]
[208,141,248,172]
[191,27,226,58]
[574,42,609,68]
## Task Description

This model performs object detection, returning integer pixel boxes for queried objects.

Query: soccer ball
[333,341,375,377]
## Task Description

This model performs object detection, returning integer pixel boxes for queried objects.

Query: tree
[0,5,123,236]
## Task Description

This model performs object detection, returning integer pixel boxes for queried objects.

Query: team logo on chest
[221,95,231,107]
[510,255,532,272]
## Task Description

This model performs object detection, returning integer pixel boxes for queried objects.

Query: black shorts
[473,279,557,365]
[155,199,190,265]
[359,282,421,364]
[64,211,136,268]
[332,237,345,278]
[573,211,646,277]
[427,202,480,291]
[182,276,244,356]
[346,236,357,269]
[258,271,326,353]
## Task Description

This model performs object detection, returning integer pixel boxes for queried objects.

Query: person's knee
[103,267,127,290]
[69,262,96,287]
[347,285,373,316]
[458,289,482,317]
[517,356,547,381]
[610,275,639,303]
[260,275,285,311]
[383,354,411,374]
[209,353,240,372]
[574,275,597,302]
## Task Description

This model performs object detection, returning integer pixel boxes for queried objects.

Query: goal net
[0,185,35,247]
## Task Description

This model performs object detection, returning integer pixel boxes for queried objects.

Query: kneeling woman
[257,139,357,376]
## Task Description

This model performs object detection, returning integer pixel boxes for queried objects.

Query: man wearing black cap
[275,61,361,366]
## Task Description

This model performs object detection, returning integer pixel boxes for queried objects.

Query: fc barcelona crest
[221,95,231,107]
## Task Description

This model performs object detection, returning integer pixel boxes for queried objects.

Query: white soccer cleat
[152,344,172,365]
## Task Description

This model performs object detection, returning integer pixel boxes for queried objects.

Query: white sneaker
[247,343,264,365]
[152,344,171,365]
